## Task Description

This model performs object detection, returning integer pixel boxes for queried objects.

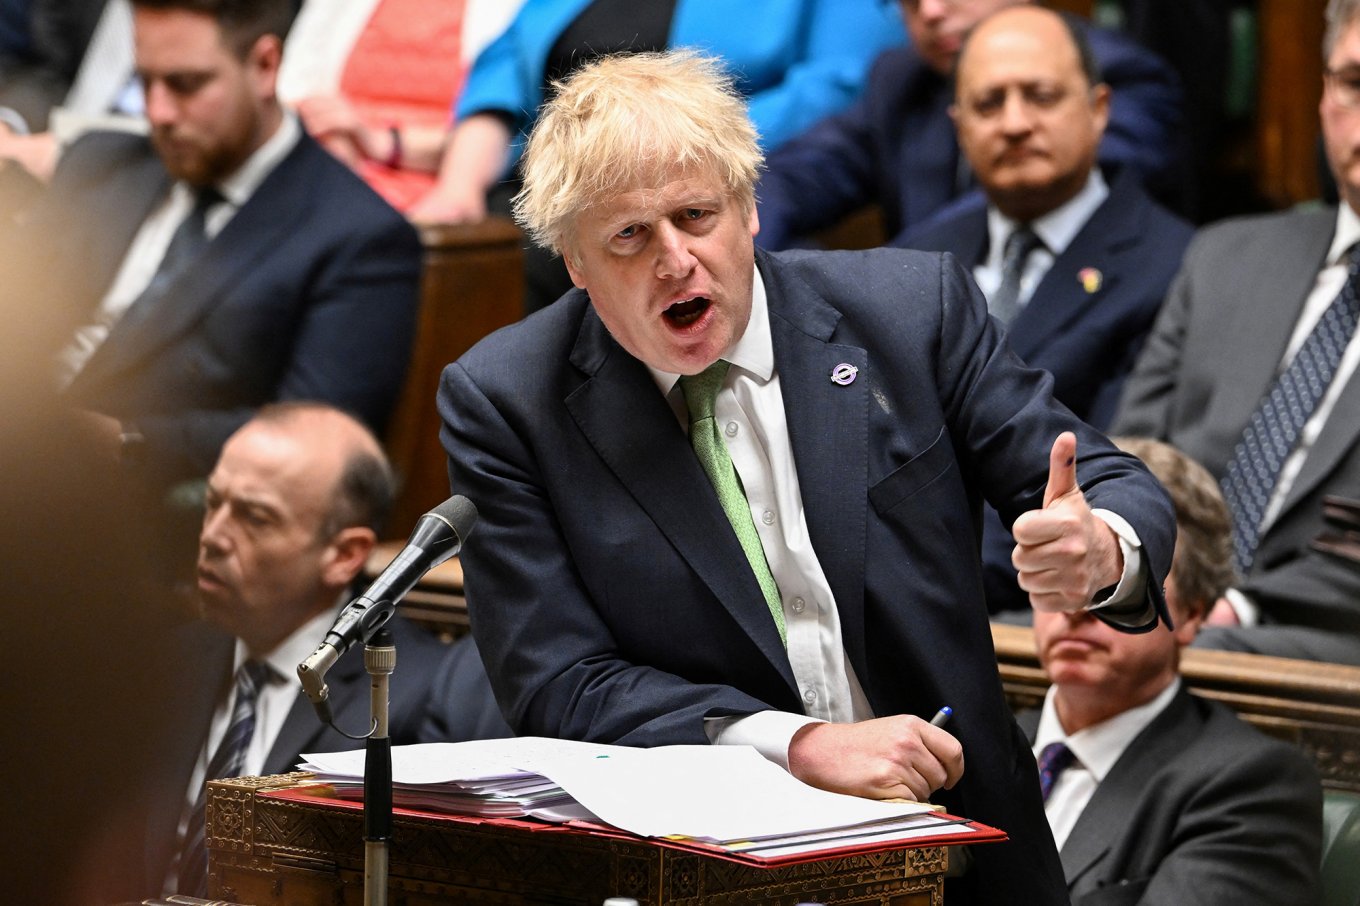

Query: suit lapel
[1009,174,1143,357]
[1060,688,1201,887]
[760,251,871,681]
[1273,213,1360,520]
[146,627,234,887]
[565,303,796,691]
[72,136,319,391]
[1221,212,1336,427]
[265,640,369,774]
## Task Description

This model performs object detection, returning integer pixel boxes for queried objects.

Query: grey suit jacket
[1019,687,1322,906]
[1115,206,1360,634]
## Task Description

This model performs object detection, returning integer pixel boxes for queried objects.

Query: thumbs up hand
[1011,432,1124,613]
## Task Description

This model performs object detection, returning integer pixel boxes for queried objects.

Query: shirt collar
[207,110,300,209]
[647,263,774,396]
[1033,676,1180,783]
[986,167,1109,262]
[232,599,340,684]
[1328,202,1360,266]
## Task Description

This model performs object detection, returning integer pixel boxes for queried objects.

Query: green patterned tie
[679,360,787,644]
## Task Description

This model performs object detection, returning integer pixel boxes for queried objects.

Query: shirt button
[725,421,739,437]
[802,688,817,705]
[761,510,775,525]
[792,597,806,614]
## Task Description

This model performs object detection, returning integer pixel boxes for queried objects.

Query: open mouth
[663,296,711,328]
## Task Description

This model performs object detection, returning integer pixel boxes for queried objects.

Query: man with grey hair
[1115,0,1360,665]
[438,50,1175,905]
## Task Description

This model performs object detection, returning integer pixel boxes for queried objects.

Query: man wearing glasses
[1114,0,1360,665]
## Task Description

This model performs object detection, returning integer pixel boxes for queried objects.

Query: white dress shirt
[973,169,1110,308]
[1032,678,1180,850]
[57,113,302,387]
[648,265,1144,770]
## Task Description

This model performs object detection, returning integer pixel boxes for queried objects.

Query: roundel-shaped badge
[830,363,859,386]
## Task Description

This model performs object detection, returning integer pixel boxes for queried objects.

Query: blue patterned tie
[1221,249,1360,574]
[680,361,786,644]
[990,225,1043,325]
[1037,741,1077,801]
[177,659,273,896]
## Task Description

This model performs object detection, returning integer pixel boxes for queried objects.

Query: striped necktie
[990,225,1043,325]
[1220,247,1360,574]
[176,659,273,897]
[680,361,787,644]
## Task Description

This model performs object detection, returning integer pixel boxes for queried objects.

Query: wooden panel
[384,217,524,538]
[1256,0,1328,206]
[992,622,1360,792]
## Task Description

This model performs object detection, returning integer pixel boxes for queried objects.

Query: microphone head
[431,495,478,543]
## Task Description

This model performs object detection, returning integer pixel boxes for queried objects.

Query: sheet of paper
[539,744,933,841]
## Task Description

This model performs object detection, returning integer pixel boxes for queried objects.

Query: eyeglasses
[1325,67,1360,109]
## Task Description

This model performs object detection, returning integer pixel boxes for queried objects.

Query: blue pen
[929,706,953,728]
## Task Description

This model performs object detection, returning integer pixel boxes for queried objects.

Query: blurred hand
[408,181,488,225]
[1205,596,1241,626]
[1012,432,1123,612]
[787,715,964,801]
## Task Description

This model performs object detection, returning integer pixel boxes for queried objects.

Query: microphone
[297,495,477,723]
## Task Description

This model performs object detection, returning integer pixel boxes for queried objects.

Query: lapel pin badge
[830,363,858,386]
[1078,267,1103,294]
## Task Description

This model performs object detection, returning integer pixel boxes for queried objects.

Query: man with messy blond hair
[514,51,762,258]
[439,50,1174,906]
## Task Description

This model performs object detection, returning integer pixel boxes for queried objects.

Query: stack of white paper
[299,737,977,857]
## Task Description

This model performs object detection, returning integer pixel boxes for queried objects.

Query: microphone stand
[362,627,395,906]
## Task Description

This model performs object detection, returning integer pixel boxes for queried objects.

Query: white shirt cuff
[1223,587,1260,626]
[1086,508,1145,610]
[704,711,824,770]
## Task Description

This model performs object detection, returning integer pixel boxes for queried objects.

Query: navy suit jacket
[896,169,1191,432]
[1018,687,1321,905]
[144,619,510,894]
[438,246,1175,905]
[899,170,1192,614]
[755,22,1184,250]
[26,129,421,485]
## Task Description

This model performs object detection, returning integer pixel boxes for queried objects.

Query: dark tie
[1220,248,1360,574]
[679,361,786,644]
[1036,741,1077,802]
[990,225,1043,325]
[129,185,222,319]
[177,659,273,896]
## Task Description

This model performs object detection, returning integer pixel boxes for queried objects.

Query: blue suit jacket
[438,246,1174,905]
[897,169,1192,432]
[456,0,905,156]
[755,22,1184,249]
[898,170,1192,614]
[31,129,421,484]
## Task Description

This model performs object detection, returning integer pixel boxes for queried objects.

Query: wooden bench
[383,217,525,540]
[992,621,1360,793]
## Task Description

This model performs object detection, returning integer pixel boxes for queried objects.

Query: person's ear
[322,526,376,588]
